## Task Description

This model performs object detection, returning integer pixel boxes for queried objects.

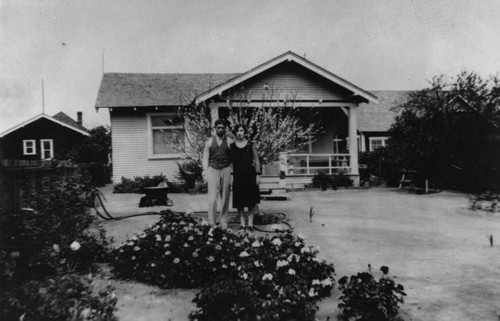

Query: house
[96,51,409,187]
[358,90,410,152]
[0,111,90,167]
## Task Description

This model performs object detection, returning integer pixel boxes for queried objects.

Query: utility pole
[42,79,45,114]
[102,48,105,73]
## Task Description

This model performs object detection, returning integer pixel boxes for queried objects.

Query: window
[23,140,36,155]
[148,113,185,158]
[369,137,388,151]
[40,139,54,159]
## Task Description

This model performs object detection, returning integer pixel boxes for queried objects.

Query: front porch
[260,152,358,190]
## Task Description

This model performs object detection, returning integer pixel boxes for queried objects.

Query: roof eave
[195,51,378,105]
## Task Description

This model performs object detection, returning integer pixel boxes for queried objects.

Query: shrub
[113,175,166,193]
[1,174,112,286]
[111,212,335,320]
[0,274,117,321]
[337,265,406,321]
[177,161,203,189]
[311,171,353,191]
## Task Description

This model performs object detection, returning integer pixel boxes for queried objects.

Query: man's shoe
[246,226,254,233]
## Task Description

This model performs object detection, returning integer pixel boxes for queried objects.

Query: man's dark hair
[214,119,226,127]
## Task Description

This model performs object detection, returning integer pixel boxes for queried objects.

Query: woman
[230,124,260,232]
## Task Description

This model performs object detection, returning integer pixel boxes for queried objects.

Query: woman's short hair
[233,123,247,134]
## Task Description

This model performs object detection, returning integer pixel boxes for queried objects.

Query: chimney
[77,111,83,125]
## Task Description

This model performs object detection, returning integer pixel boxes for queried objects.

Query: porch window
[40,139,54,159]
[369,137,388,151]
[148,113,185,158]
[23,140,36,155]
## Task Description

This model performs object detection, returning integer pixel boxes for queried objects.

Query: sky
[1,0,500,133]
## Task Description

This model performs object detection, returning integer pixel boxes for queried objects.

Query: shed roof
[52,112,89,133]
[95,73,240,108]
[0,112,90,138]
[358,90,411,132]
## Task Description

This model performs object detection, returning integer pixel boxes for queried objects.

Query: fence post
[278,152,288,189]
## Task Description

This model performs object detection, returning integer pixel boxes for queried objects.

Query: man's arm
[202,138,211,172]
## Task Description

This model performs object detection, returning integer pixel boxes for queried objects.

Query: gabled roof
[0,112,91,138]
[95,73,240,108]
[195,51,378,105]
[52,112,89,133]
[358,90,412,132]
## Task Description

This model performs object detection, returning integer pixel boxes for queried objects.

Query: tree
[175,86,325,169]
[388,71,500,192]
[68,125,111,164]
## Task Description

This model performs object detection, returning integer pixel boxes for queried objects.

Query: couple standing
[202,119,260,231]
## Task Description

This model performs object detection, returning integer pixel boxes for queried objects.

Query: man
[202,119,233,228]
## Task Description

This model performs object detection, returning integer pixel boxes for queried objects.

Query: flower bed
[112,212,335,320]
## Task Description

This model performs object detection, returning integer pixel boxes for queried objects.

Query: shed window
[149,114,185,157]
[40,139,54,159]
[23,140,36,155]
[369,137,388,151]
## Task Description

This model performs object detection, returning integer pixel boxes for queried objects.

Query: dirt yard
[96,186,500,321]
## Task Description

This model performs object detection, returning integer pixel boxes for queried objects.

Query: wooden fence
[0,163,110,214]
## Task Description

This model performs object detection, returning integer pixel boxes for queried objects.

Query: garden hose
[93,193,293,232]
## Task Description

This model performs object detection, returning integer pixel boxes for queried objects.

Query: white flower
[252,240,261,247]
[132,256,136,260]
[276,260,289,268]
[288,268,296,275]
[70,241,81,251]
[308,288,316,297]
[192,252,199,258]
[262,273,273,281]
[297,233,305,240]
[272,238,282,246]
[300,247,310,254]
[215,245,222,251]
[173,258,180,264]
[165,250,171,255]
[131,236,138,241]
[294,242,301,247]
[52,244,60,253]
[151,263,156,267]
[235,242,241,247]
[254,261,261,267]
[239,251,249,257]
[207,256,214,262]
[183,243,189,248]
[165,235,171,241]
[287,254,300,263]
[155,234,162,242]
[241,272,248,280]
[230,262,236,267]
[208,227,214,236]
[188,235,194,241]
[80,308,91,318]
[312,279,321,285]
[133,246,140,251]
[222,264,228,269]
[321,278,333,286]
[163,243,170,248]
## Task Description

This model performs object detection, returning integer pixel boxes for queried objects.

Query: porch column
[348,106,359,179]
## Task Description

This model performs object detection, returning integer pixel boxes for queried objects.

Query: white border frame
[368,136,388,151]
[40,139,54,159]
[23,139,36,155]
[147,113,185,159]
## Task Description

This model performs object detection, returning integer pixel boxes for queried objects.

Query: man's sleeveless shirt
[208,136,230,169]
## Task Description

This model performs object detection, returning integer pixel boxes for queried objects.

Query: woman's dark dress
[230,141,260,209]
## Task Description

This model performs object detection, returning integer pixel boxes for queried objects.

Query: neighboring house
[358,90,410,152]
[0,112,90,166]
[96,51,404,187]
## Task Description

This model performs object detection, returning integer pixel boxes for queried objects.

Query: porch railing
[262,153,351,176]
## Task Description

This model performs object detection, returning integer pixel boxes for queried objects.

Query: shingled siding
[111,113,180,184]
[233,62,352,101]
